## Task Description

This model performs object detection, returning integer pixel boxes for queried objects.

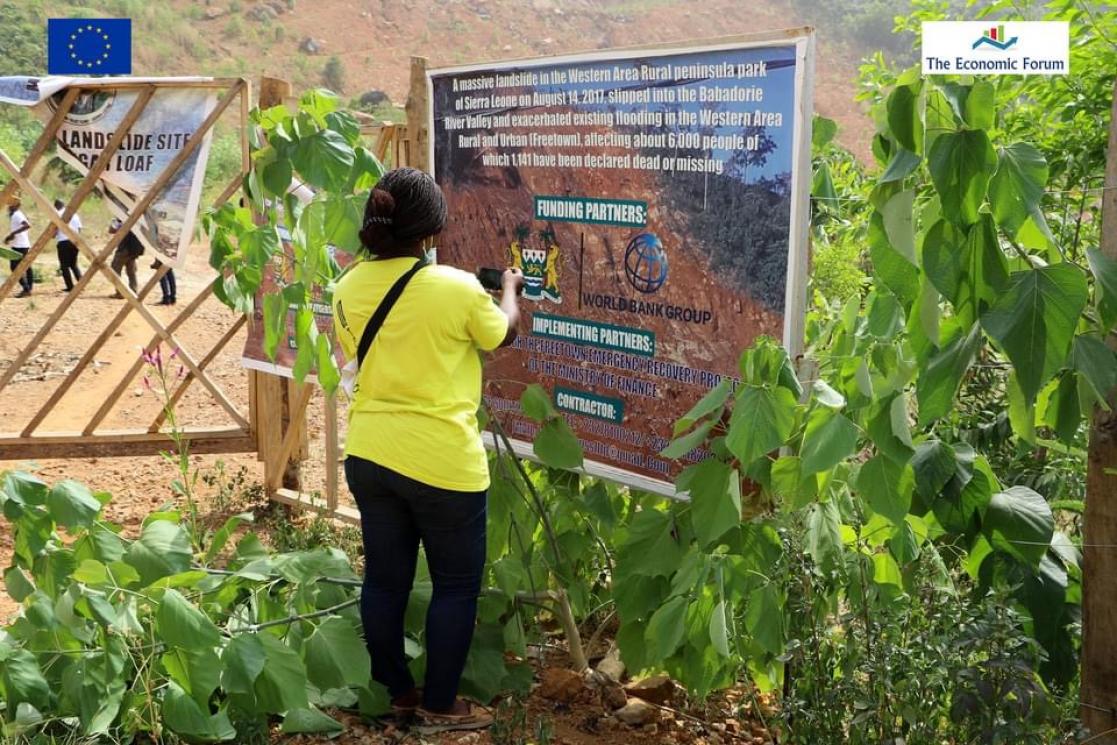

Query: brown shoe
[415,700,494,734]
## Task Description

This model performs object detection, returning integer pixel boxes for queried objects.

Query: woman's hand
[498,267,524,347]
[501,267,524,294]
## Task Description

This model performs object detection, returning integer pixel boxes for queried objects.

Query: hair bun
[370,188,396,218]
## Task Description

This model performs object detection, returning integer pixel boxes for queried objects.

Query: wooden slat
[273,487,360,526]
[265,382,314,492]
[21,265,169,436]
[84,282,216,435]
[0,427,253,460]
[0,155,147,390]
[325,393,339,511]
[0,87,81,208]
[0,85,156,303]
[3,108,251,432]
[149,314,247,431]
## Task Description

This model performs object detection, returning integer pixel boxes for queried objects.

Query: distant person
[53,199,83,292]
[108,218,143,297]
[151,258,176,306]
[4,198,33,297]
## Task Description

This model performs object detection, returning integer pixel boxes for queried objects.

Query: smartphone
[477,267,504,291]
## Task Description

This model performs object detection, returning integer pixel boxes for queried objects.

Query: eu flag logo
[48,19,132,75]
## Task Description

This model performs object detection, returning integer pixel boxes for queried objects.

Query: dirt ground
[0,239,774,744]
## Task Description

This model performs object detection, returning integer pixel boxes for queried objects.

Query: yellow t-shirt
[332,257,508,492]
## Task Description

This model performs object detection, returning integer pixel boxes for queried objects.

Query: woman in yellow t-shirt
[332,168,523,734]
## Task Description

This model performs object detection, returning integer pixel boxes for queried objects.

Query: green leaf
[688,460,741,549]
[880,148,921,183]
[644,595,688,662]
[812,380,846,409]
[162,647,221,706]
[1086,247,1117,331]
[304,617,371,690]
[4,566,34,602]
[1071,334,1117,408]
[745,585,782,654]
[661,420,714,460]
[262,292,287,361]
[980,264,1089,404]
[799,409,859,475]
[255,633,311,713]
[617,508,684,579]
[988,143,1050,241]
[869,212,920,303]
[1044,373,1081,445]
[281,707,344,735]
[0,649,51,713]
[806,500,842,571]
[921,219,968,305]
[709,600,730,657]
[316,335,341,393]
[886,84,923,154]
[163,682,236,742]
[45,480,101,528]
[872,553,903,588]
[3,472,48,507]
[520,383,554,422]
[962,80,995,130]
[771,455,817,510]
[221,633,267,696]
[533,418,584,470]
[881,189,916,264]
[726,386,797,466]
[928,130,997,226]
[984,486,1054,568]
[857,455,914,525]
[204,513,253,566]
[157,589,222,649]
[325,110,361,144]
[349,147,386,192]
[292,129,355,192]
[911,440,957,503]
[124,520,192,586]
[261,157,293,197]
[812,116,838,149]
[917,323,982,425]
[674,379,733,435]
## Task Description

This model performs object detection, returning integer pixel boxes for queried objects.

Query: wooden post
[253,76,308,494]
[405,57,430,173]
[1082,77,1117,741]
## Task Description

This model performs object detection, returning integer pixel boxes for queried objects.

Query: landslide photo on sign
[431,40,810,488]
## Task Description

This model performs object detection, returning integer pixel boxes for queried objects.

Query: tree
[321,56,346,94]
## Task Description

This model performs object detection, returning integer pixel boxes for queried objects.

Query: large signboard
[0,76,217,267]
[429,33,814,494]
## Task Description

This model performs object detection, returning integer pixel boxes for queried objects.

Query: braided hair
[359,167,447,258]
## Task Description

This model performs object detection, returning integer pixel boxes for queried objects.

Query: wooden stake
[405,57,431,173]
[1082,77,1117,741]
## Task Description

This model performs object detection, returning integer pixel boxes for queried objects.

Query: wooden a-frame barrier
[0,78,258,460]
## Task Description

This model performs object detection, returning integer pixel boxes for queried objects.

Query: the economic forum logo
[972,24,1018,51]
[922,21,1068,75]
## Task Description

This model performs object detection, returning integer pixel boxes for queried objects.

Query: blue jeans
[344,456,487,712]
[159,268,176,301]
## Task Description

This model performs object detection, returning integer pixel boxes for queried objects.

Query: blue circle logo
[624,232,668,294]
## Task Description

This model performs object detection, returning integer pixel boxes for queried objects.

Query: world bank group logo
[624,232,669,294]
[972,24,1018,50]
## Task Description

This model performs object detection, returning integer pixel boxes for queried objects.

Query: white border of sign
[428,29,815,497]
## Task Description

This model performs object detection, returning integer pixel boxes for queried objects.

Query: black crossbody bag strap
[356,259,427,369]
